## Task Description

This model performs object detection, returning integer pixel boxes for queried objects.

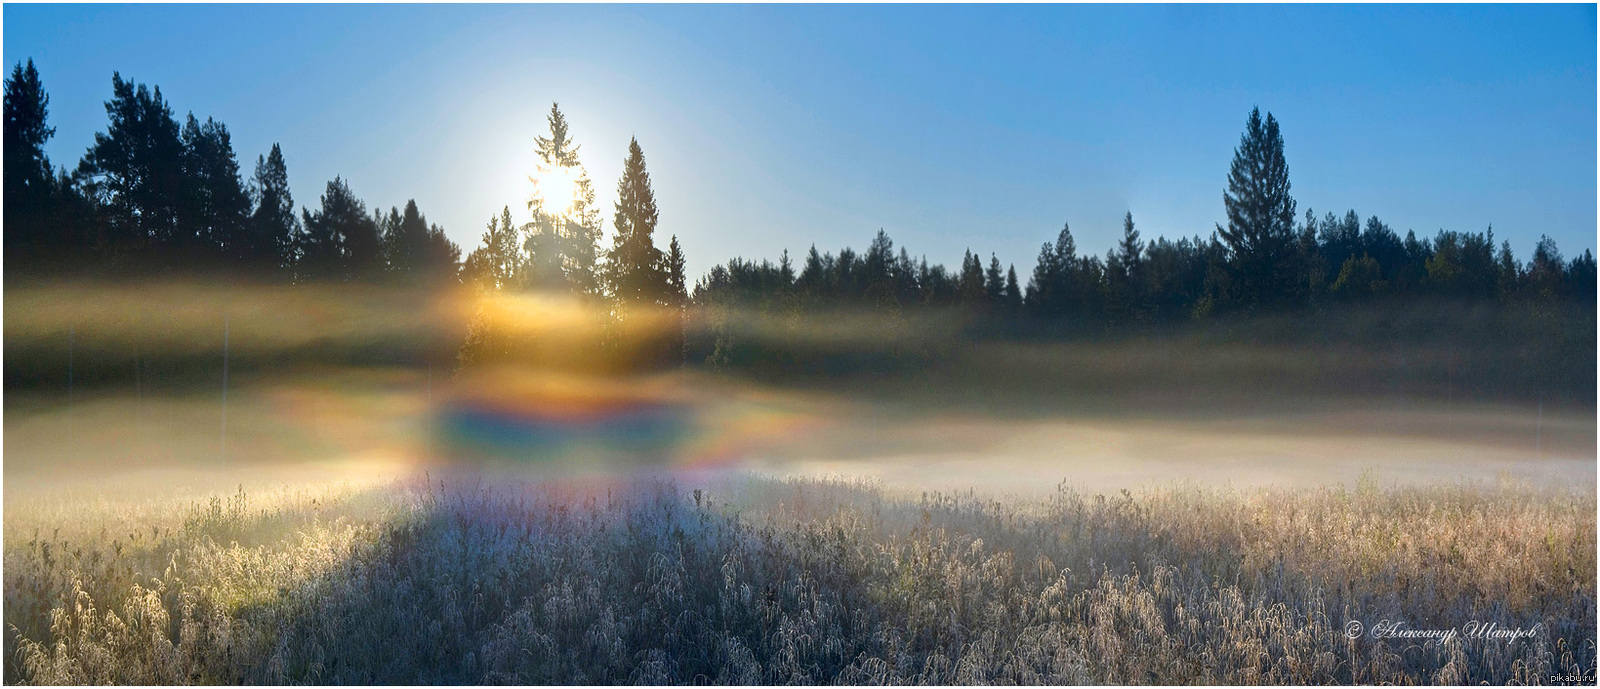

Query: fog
[7,363,1590,504]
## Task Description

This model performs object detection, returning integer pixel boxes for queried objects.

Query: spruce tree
[525,103,601,294]
[464,207,520,291]
[958,250,987,305]
[664,234,689,365]
[4,58,57,269]
[604,137,666,313]
[1003,265,1023,315]
[297,176,378,281]
[249,143,297,275]
[1218,106,1297,307]
[179,114,251,267]
[985,254,1005,304]
[665,235,687,307]
[1106,211,1144,321]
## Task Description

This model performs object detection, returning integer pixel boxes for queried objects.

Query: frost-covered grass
[4,474,1594,684]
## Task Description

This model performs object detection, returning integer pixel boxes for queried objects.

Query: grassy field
[4,281,1595,685]
[3,474,1593,684]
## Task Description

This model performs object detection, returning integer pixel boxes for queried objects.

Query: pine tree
[1528,235,1565,299]
[1003,265,1023,315]
[77,73,187,266]
[604,137,667,314]
[778,248,796,286]
[179,114,251,267]
[1218,106,1297,308]
[1026,221,1077,317]
[664,234,689,365]
[798,245,826,299]
[381,199,459,284]
[665,235,688,307]
[297,176,378,282]
[1106,211,1144,321]
[1117,212,1143,273]
[525,103,601,294]
[985,254,1005,304]
[1495,239,1521,298]
[4,58,58,269]
[249,143,297,275]
[959,249,987,305]
[463,207,520,291]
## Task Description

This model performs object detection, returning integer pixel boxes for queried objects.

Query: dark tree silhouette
[1425,228,1497,298]
[1105,211,1144,322]
[76,73,187,267]
[4,59,59,271]
[958,250,987,306]
[1026,222,1088,320]
[298,176,380,281]
[381,199,460,284]
[1566,249,1596,304]
[1496,238,1523,297]
[248,143,298,275]
[1002,265,1023,316]
[1219,107,1297,308]
[179,114,251,268]
[863,230,896,303]
[1528,234,1566,299]
[665,235,688,307]
[604,138,667,313]
[985,254,1005,305]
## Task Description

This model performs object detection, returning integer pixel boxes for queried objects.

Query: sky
[5,4,1595,279]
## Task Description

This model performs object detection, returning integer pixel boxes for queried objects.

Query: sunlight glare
[530,162,580,219]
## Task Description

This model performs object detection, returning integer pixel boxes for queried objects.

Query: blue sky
[5,4,1595,278]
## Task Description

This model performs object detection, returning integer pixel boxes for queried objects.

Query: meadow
[3,281,1596,685]
[4,474,1594,685]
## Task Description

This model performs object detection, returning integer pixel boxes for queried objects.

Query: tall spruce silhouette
[249,144,297,274]
[1218,107,1297,308]
[604,137,667,314]
[4,59,57,269]
[179,114,251,268]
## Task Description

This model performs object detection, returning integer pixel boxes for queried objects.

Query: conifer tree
[1003,265,1023,315]
[249,143,297,274]
[463,206,520,291]
[525,103,601,294]
[985,254,1005,304]
[4,59,58,269]
[297,176,379,281]
[179,114,251,266]
[604,137,667,313]
[1219,106,1297,307]
[77,73,187,264]
[958,249,987,305]
[665,235,688,307]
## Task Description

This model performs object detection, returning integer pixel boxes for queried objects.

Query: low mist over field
[5,281,1592,496]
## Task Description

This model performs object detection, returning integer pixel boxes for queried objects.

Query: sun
[530,162,581,219]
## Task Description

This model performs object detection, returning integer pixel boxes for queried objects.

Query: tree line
[3,60,688,317]
[694,107,1596,330]
[7,59,1595,339]
[4,61,462,284]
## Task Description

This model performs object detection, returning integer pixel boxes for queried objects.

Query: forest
[6,58,1596,337]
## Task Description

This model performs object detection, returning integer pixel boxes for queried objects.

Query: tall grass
[5,474,1593,684]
